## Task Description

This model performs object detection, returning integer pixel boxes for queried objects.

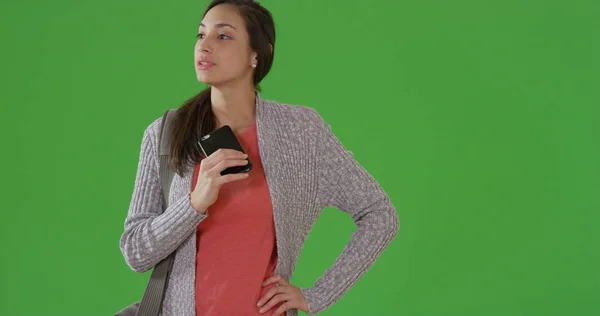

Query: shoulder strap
[136,109,177,316]
[158,109,177,207]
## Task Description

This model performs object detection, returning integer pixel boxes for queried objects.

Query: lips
[197,62,215,70]
[197,57,215,67]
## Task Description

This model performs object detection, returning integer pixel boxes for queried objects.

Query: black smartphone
[198,125,252,176]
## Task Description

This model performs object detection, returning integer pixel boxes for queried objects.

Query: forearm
[119,125,208,272]
[300,199,399,315]
[302,106,401,314]
[120,193,207,272]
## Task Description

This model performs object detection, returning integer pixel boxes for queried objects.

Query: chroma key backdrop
[0,0,598,315]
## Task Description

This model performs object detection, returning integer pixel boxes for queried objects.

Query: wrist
[190,195,208,214]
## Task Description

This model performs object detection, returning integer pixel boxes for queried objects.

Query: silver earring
[251,63,257,68]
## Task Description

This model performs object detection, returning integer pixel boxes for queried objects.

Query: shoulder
[136,114,165,150]
[146,116,164,139]
[260,98,329,132]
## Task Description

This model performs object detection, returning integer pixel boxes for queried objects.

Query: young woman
[120,1,400,315]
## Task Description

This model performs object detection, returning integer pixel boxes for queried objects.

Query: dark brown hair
[168,0,275,176]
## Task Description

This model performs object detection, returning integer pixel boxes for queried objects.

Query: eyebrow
[199,23,237,31]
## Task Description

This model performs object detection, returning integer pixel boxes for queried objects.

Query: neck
[210,83,257,135]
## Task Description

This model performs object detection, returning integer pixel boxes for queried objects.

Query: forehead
[200,4,243,29]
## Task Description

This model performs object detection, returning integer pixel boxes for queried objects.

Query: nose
[199,43,210,53]
[197,36,213,53]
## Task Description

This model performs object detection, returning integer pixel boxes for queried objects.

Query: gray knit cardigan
[120,95,400,315]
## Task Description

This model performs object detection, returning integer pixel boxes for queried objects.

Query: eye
[197,33,205,39]
[218,34,230,40]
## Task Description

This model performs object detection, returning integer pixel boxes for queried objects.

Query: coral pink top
[192,121,283,316]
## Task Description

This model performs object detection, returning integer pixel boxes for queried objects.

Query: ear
[269,43,273,54]
[251,51,258,64]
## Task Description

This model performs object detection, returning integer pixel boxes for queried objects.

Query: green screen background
[1,0,598,315]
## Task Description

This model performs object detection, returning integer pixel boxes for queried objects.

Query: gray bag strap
[136,109,177,316]
[158,109,177,206]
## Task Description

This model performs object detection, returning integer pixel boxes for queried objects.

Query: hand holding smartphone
[198,125,253,176]
[190,126,252,213]
[190,148,249,213]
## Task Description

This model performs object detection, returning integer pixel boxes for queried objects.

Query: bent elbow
[123,254,153,273]
[386,205,400,240]
[120,233,153,273]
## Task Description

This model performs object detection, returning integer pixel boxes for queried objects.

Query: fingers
[258,292,293,314]
[257,275,290,310]
[256,276,308,315]
[210,158,249,176]
[216,172,249,185]
[262,275,288,287]
[258,283,290,306]
[200,148,247,171]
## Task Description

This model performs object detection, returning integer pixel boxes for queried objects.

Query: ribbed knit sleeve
[119,120,208,273]
[299,108,400,315]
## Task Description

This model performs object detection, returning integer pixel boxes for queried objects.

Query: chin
[197,74,241,89]
[196,73,218,86]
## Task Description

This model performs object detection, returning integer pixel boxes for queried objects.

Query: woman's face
[195,4,257,88]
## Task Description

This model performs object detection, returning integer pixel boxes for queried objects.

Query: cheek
[225,44,251,65]
[218,53,250,76]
